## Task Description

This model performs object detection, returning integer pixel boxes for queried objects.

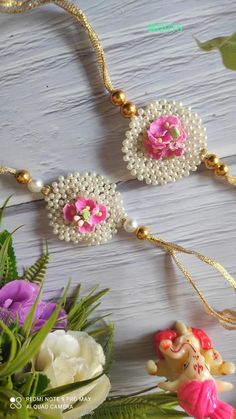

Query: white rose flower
[34,330,111,418]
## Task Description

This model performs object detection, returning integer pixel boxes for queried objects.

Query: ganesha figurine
[146,321,236,419]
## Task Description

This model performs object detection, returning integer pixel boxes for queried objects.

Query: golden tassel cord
[142,231,236,330]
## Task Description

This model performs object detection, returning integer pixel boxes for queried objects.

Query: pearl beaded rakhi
[0,0,235,188]
[1,166,236,330]
[123,101,206,185]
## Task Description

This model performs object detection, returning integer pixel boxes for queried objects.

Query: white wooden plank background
[0,0,236,407]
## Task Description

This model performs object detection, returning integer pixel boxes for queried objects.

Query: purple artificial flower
[0,280,67,332]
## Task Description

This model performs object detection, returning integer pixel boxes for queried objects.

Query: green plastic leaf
[0,320,18,364]
[103,323,114,372]
[42,372,104,398]
[24,243,49,284]
[0,230,18,285]
[14,372,50,397]
[83,393,187,419]
[67,286,109,331]
[21,280,44,338]
[0,387,29,419]
[196,33,236,70]
[65,283,81,312]
[0,196,12,227]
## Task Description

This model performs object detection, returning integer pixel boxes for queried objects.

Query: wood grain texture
[0,0,236,408]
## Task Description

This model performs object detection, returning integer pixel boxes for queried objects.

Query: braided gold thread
[0,0,114,93]
[136,228,236,330]
[226,174,236,186]
[0,166,16,175]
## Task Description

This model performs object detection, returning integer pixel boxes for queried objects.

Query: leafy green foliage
[0,387,30,418]
[0,196,12,227]
[196,33,236,71]
[0,231,18,286]
[0,197,19,285]
[23,243,49,284]
[14,372,50,397]
[83,392,187,419]
[67,285,109,331]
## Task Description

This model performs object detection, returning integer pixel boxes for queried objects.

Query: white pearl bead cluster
[45,172,126,246]
[123,99,207,185]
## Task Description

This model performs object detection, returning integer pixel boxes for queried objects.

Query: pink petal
[78,222,96,233]
[149,118,167,137]
[91,204,108,224]
[161,133,172,144]
[166,115,181,126]
[174,147,184,157]
[145,136,165,150]
[75,197,88,212]
[63,204,77,222]
[147,147,165,160]
[75,197,96,212]
[85,199,97,211]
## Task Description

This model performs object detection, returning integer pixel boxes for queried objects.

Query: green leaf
[21,280,44,338]
[14,372,50,397]
[0,283,70,378]
[67,286,109,331]
[42,372,104,398]
[0,230,18,285]
[83,392,187,419]
[103,323,114,372]
[65,283,81,312]
[196,33,236,70]
[0,387,29,419]
[24,243,49,284]
[0,320,18,364]
[0,196,12,227]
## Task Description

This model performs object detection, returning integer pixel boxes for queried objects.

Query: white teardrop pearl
[123,218,138,233]
[28,179,43,193]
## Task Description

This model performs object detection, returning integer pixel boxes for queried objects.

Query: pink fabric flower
[63,197,108,234]
[144,115,187,160]
[178,379,235,419]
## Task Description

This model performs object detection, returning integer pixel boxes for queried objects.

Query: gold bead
[215,163,229,177]
[204,154,220,169]
[136,226,149,240]
[110,89,126,106]
[15,170,31,184]
[121,101,137,118]
[41,185,51,196]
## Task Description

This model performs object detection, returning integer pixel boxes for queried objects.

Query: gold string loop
[0,0,114,93]
[0,167,16,176]
[136,227,236,330]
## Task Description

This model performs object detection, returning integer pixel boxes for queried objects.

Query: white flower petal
[35,347,54,371]
[68,331,105,371]
[35,330,108,418]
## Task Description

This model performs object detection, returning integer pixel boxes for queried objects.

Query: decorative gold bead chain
[204,152,236,185]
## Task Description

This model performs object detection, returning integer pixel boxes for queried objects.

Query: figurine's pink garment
[178,380,235,419]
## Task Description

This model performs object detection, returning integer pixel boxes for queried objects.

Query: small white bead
[123,218,138,233]
[28,179,43,193]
